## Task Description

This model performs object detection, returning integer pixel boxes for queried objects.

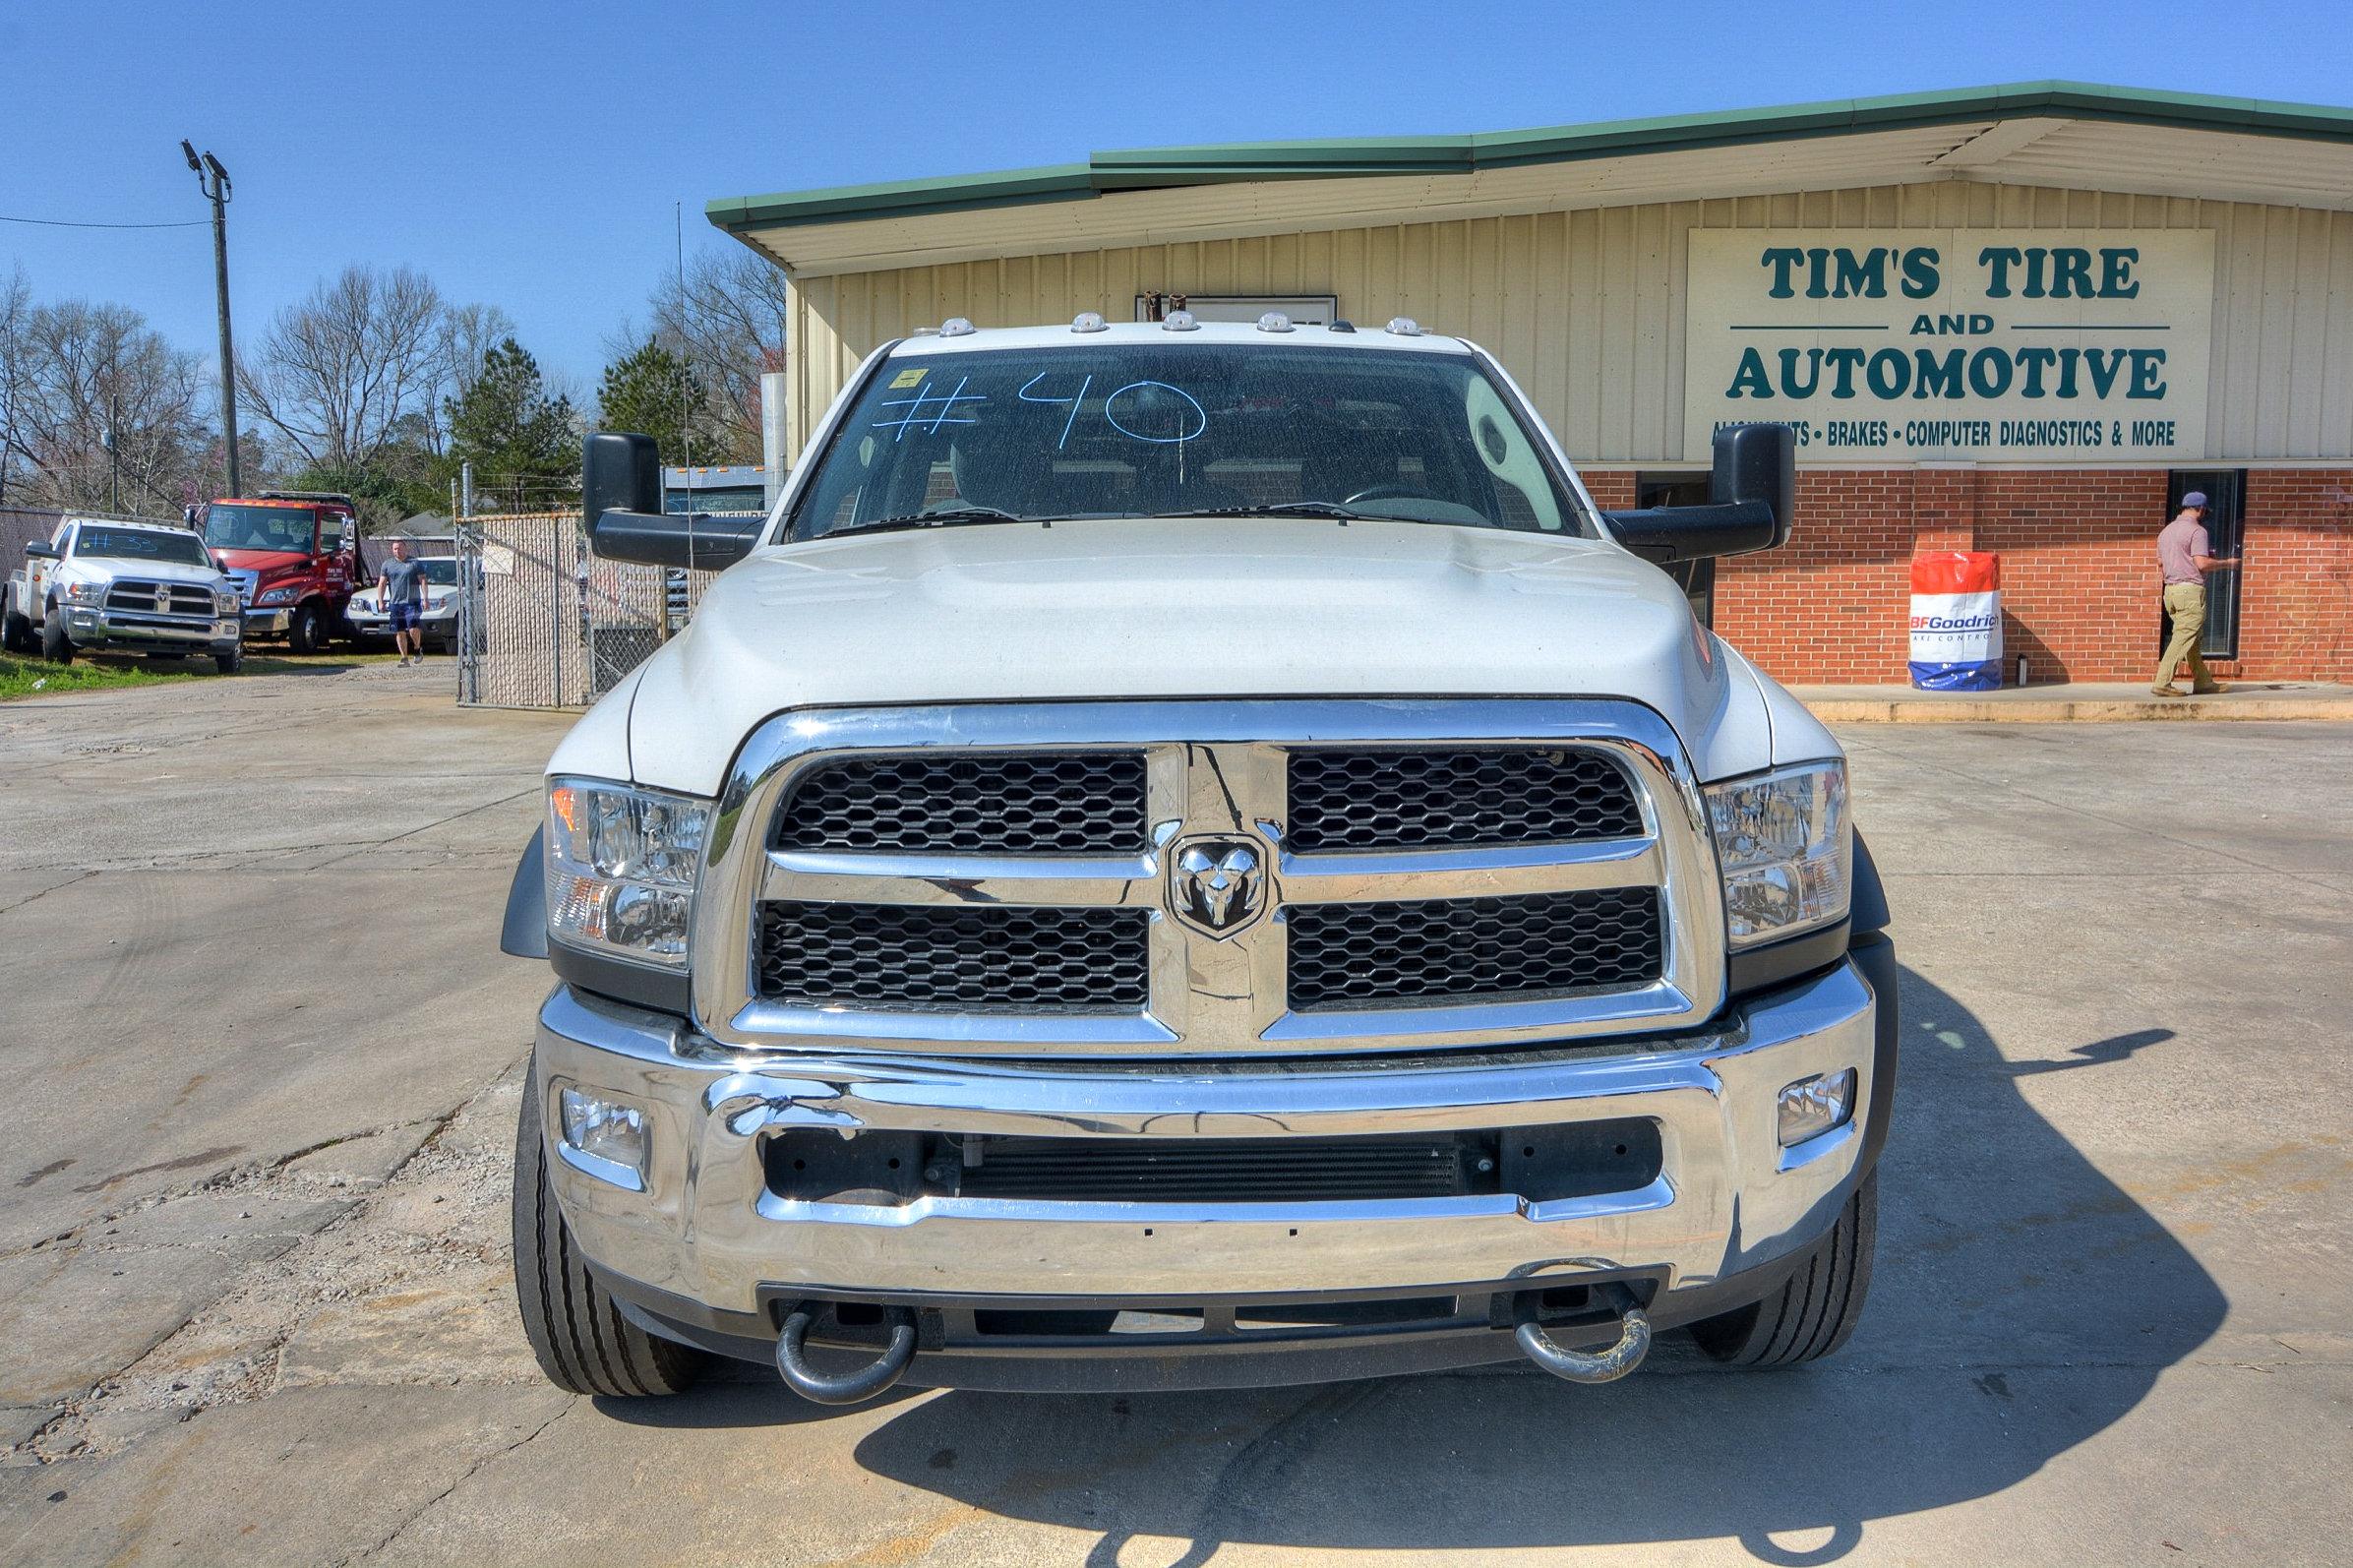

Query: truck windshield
[72,527,211,567]
[204,504,316,554]
[785,342,1591,542]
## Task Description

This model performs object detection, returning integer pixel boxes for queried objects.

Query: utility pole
[181,140,240,497]
[105,393,120,512]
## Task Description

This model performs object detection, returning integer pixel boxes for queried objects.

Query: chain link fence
[453,512,734,708]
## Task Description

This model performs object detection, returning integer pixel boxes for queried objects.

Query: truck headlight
[1706,760,1850,948]
[63,580,105,604]
[545,777,711,967]
[212,588,241,613]
[255,584,300,606]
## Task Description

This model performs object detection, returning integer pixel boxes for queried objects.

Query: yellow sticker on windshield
[889,367,928,389]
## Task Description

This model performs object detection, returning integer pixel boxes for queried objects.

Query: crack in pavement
[337,1396,580,1566]
[0,871,93,916]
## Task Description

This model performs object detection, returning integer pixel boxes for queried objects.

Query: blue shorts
[388,603,423,633]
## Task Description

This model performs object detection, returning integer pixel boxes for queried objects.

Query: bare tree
[5,295,210,514]
[237,265,447,469]
[647,248,789,461]
[0,267,30,505]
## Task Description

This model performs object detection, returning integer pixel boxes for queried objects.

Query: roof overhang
[709,82,2353,277]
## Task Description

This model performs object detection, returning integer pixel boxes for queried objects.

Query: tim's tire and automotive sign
[710,83,2353,684]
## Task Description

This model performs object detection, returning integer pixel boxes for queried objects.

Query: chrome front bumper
[65,606,238,649]
[537,959,1880,1320]
[243,607,291,633]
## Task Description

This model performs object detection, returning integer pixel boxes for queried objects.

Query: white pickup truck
[499,314,1896,1404]
[4,516,244,673]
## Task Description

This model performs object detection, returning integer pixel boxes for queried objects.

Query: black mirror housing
[584,432,662,523]
[580,431,763,572]
[26,540,58,560]
[1601,422,1797,564]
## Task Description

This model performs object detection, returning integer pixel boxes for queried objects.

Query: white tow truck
[498,314,1897,1404]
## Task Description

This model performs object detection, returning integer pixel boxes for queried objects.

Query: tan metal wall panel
[781,182,2353,464]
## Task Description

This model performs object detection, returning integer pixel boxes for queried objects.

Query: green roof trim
[708,81,2353,235]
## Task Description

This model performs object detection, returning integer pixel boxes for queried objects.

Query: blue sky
[5,0,2346,393]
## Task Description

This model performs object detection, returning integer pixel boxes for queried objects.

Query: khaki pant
[2155,581,2211,691]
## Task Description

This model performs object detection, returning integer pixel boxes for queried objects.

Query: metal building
[709,84,2353,684]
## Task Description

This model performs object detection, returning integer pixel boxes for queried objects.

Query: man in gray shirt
[378,538,429,667]
[2153,493,2239,695]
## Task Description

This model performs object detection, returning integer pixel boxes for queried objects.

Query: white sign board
[1683,230,2212,463]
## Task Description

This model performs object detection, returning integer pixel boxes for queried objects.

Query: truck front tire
[287,602,325,654]
[1688,1170,1876,1366]
[40,611,73,664]
[214,642,242,676]
[512,1065,707,1398]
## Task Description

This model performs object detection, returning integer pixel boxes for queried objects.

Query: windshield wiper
[1155,503,1378,522]
[832,506,1033,538]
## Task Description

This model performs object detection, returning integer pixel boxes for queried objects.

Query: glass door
[2166,471,2245,660]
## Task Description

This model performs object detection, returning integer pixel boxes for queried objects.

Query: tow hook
[773,1302,919,1405]
[1514,1281,1653,1384]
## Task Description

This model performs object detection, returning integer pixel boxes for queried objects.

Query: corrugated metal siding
[785,181,2353,463]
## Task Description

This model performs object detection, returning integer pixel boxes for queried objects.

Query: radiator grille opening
[755,901,1149,1011]
[774,753,1148,855]
[1286,747,1643,852]
[763,1122,1664,1207]
[1286,887,1662,1008]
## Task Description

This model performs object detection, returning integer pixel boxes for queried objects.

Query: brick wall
[1591,466,2353,684]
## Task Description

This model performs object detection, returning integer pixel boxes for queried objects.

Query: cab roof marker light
[1162,310,1199,332]
[1070,311,1108,333]
[1385,317,1423,336]
[938,317,977,337]
[1328,319,1357,332]
[1255,311,1295,333]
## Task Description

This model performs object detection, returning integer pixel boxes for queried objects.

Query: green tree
[595,338,711,464]
[445,337,576,512]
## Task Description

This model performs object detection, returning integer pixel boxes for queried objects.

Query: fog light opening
[557,1084,649,1180]
[1777,1069,1857,1148]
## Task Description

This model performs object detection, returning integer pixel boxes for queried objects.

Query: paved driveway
[1,671,2346,1566]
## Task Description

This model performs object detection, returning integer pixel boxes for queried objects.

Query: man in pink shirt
[2153,492,2240,695]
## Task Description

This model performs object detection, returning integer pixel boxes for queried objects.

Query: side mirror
[581,432,761,572]
[26,540,58,560]
[1602,423,1796,564]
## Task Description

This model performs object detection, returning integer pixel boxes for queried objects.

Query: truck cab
[202,492,367,653]
[500,315,1897,1406]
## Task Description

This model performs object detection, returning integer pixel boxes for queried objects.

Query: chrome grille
[701,701,1721,1057]
[1287,747,1641,850]
[104,580,216,617]
[1287,888,1662,1009]
[755,901,1149,1011]
[775,753,1148,854]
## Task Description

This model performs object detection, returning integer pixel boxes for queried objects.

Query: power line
[0,213,208,230]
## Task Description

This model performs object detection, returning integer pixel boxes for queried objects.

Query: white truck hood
[615,517,1795,796]
[66,556,226,589]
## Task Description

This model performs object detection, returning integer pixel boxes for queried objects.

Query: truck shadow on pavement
[819,963,2227,1563]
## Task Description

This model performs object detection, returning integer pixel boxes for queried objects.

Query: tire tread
[1690,1171,1876,1367]
[512,1067,704,1398]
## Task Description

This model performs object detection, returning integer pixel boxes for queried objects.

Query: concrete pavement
[2,669,2348,1565]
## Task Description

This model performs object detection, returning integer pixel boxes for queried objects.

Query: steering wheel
[1339,483,1424,507]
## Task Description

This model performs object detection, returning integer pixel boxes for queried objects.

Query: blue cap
[2182,491,2209,509]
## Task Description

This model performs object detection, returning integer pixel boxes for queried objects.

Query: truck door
[29,522,68,609]
[323,516,351,596]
